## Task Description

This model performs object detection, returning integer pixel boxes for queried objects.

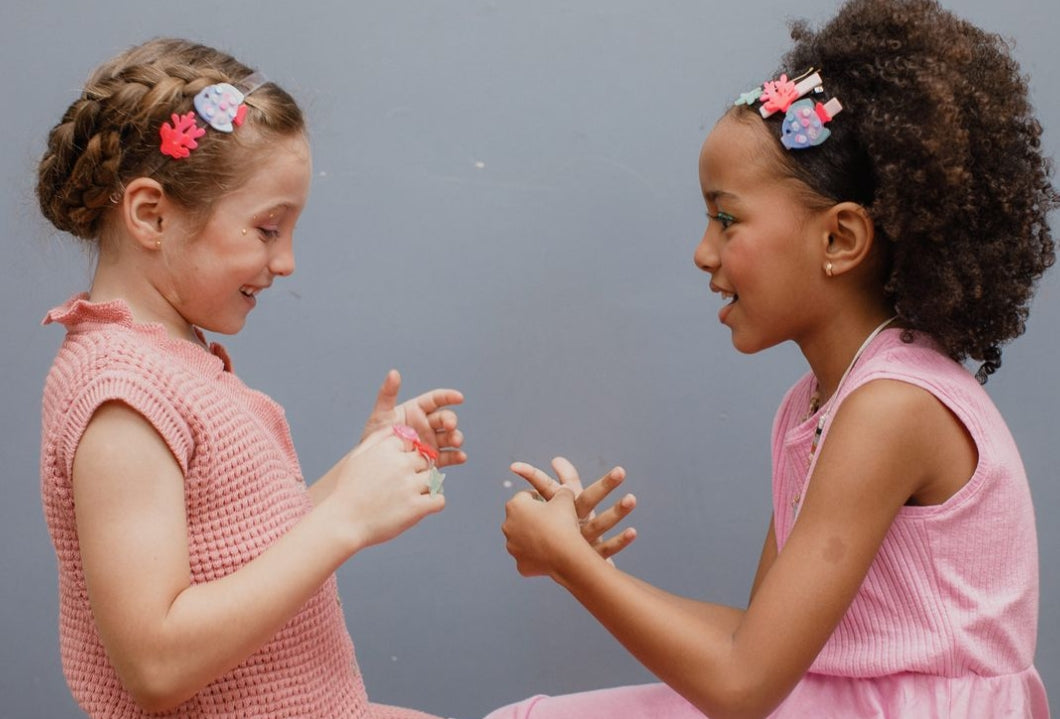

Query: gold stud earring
[155,239,162,250]
[825,262,834,277]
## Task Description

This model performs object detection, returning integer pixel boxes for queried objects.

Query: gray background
[2,1,1056,717]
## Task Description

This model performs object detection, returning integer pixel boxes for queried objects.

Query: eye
[706,211,737,230]
[257,227,280,242]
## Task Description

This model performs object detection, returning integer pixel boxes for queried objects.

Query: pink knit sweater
[41,295,439,719]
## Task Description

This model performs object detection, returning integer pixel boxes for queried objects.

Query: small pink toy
[392,424,445,495]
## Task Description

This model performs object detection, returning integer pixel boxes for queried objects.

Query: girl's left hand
[362,369,466,468]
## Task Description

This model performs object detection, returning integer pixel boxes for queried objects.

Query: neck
[90,253,203,346]
[803,311,897,405]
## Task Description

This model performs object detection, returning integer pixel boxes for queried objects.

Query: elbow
[117,657,199,714]
[692,674,785,719]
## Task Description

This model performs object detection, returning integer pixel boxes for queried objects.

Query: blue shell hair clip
[734,69,844,150]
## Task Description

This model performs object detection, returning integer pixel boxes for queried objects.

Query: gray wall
[3,1,1056,716]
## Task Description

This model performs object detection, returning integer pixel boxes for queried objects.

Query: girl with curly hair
[493,1,1055,717]
[37,38,468,717]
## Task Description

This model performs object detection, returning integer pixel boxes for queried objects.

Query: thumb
[371,369,402,415]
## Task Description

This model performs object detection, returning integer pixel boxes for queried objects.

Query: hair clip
[759,71,823,118]
[733,68,844,150]
[239,71,269,95]
[156,71,266,160]
[781,98,843,150]
[734,87,763,107]
[193,83,247,132]
[159,111,207,159]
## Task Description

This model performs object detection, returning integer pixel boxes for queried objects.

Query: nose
[268,237,296,277]
[693,222,719,273]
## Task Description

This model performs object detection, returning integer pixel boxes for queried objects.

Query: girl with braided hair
[36,38,473,717]
[493,0,1055,717]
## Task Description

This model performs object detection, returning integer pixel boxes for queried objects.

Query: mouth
[711,282,738,304]
[711,283,738,324]
[240,286,264,303]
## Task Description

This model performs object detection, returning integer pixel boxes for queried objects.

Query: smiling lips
[711,282,737,303]
[711,283,738,322]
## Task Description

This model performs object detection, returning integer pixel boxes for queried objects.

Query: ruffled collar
[43,293,233,372]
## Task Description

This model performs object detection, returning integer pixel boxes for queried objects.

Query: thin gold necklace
[791,316,898,518]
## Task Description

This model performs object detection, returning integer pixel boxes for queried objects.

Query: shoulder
[44,327,199,479]
[828,376,977,507]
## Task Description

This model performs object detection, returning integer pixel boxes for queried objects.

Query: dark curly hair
[734,0,1057,382]
[37,38,305,243]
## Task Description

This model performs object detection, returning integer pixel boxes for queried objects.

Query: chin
[729,330,781,356]
[198,317,247,336]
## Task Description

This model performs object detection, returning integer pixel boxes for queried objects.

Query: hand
[325,426,445,551]
[362,369,466,469]
[508,457,637,563]
[503,487,584,578]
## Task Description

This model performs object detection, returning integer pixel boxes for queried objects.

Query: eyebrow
[253,203,293,222]
[703,190,738,203]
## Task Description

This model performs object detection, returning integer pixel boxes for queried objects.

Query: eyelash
[257,228,280,242]
[706,211,737,230]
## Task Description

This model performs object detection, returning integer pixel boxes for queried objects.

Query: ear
[820,202,875,277]
[119,177,169,251]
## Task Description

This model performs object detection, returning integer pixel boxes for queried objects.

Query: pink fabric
[484,684,698,719]
[484,670,1049,719]
[484,330,1049,718]
[40,295,438,719]
[772,330,1042,682]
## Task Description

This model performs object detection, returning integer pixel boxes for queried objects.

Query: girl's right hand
[323,427,445,552]
[509,457,638,563]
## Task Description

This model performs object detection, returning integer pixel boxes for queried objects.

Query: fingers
[550,456,588,496]
[405,394,467,467]
[580,492,636,542]
[372,369,402,415]
[510,461,562,500]
[414,388,465,415]
[594,527,638,560]
[574,466,626,518]
[416,492,446,515]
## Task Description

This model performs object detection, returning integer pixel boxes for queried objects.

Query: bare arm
[503,380,974,719]
[74,401,442,712]
[748,516,777,603]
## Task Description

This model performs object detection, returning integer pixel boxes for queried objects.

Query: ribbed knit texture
[41,295,440,719]
[770,329,1047,706]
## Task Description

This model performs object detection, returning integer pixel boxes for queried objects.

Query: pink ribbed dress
[485,329,1048,718]
[40,295,440,719]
